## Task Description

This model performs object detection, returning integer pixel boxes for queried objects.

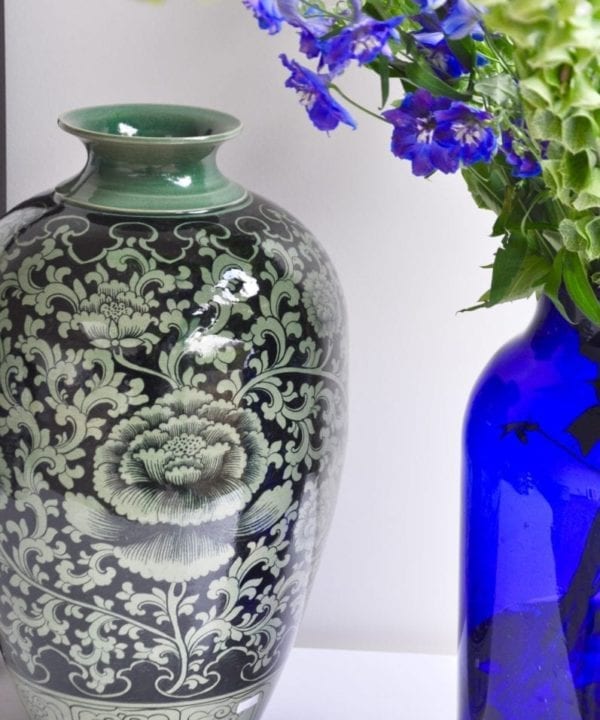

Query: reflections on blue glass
[461,300,600,719]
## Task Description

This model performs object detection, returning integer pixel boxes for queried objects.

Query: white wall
[5,0,534,655]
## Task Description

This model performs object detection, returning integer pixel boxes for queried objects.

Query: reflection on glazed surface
[0,194,347,715]
[461,300,600,719]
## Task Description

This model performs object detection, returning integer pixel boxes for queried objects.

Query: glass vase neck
[528,295,600,343]
[54,104,247,216]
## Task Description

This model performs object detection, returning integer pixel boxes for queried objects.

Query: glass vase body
[460,298,600,719]
[0,105,347,720]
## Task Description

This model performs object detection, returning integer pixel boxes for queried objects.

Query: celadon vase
[460,298,600,719]
[0,105,347,720]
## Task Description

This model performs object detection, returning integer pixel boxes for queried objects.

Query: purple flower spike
[280,55,357,132]
[243,0,284,34]
[320,16,404,75]
[383,89,497,176]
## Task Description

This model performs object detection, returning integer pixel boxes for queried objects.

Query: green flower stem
[300,1,344,20]
[114,351,178,390]
[482,30,516,78]
[329,84,389,123]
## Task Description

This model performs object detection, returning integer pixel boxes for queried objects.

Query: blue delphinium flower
[299,28,323,58]
[415,0,484,40]
[383,89,496,176]
[436,104,497,164]
[278,0,332,35]
[413,31,469,78]
[243,0,284,34]
[441,0,484,40]
[383,90,460,175]
[280,54,357,132]
[275,0,335,60]
[501,132,542,178]
[319,16,404,74]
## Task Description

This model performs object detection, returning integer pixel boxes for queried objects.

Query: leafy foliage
[240,0,600,322]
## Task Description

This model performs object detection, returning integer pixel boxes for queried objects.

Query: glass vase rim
[57,103,243,146]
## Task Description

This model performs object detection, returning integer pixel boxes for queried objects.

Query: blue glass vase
[460,298,600,719]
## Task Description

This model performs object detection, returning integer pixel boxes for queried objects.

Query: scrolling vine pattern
[0,196,347,708]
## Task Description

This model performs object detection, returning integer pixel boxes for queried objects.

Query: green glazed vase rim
[57,103,243,146]
[55,103,248,215]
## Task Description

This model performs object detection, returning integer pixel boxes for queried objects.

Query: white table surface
[265,648,457,719]
[0,648,458,719]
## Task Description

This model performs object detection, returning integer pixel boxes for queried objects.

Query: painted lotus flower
[64,388,293,582]
[302,268,343,338]
[63,279,160,351]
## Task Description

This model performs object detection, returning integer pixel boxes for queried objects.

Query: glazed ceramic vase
[0,105,347,720]
[460,298,600,719]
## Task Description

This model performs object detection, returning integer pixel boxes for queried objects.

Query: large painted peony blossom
[65,389,292,582]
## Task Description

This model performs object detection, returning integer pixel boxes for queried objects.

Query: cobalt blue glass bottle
[460,297,600,719]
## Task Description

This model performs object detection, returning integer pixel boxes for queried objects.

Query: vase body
[460,299,600,719]
[0,106,347,720]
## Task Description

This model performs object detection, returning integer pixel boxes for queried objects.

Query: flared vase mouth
[57,104,242,145]
[55,103,247,215]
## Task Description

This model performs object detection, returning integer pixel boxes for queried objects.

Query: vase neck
[54,104,247,216]
[528,295,600,347]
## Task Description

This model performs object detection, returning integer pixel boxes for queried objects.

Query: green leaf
[585,216,600,258]
[559,218,586,252]
[520,75,554,107]
[544,248,565,300]
[542,250,571,321]
[459,290,491,313]
[512,254,551,297]
[489,235,528,304]
[568,73,600,111]
[562,250,600,323]
[573,167,600,211]
[563,114,598,154]
[462,163,509,214]
[562,150,592,192]
[403,60,469,100]
[541,158,562,194]
[447,37,476,73]
[363,0,386,19]
[378,55,391,108]
[474,74,518,104]
[459,302,489,313]
[529,109,562,141]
